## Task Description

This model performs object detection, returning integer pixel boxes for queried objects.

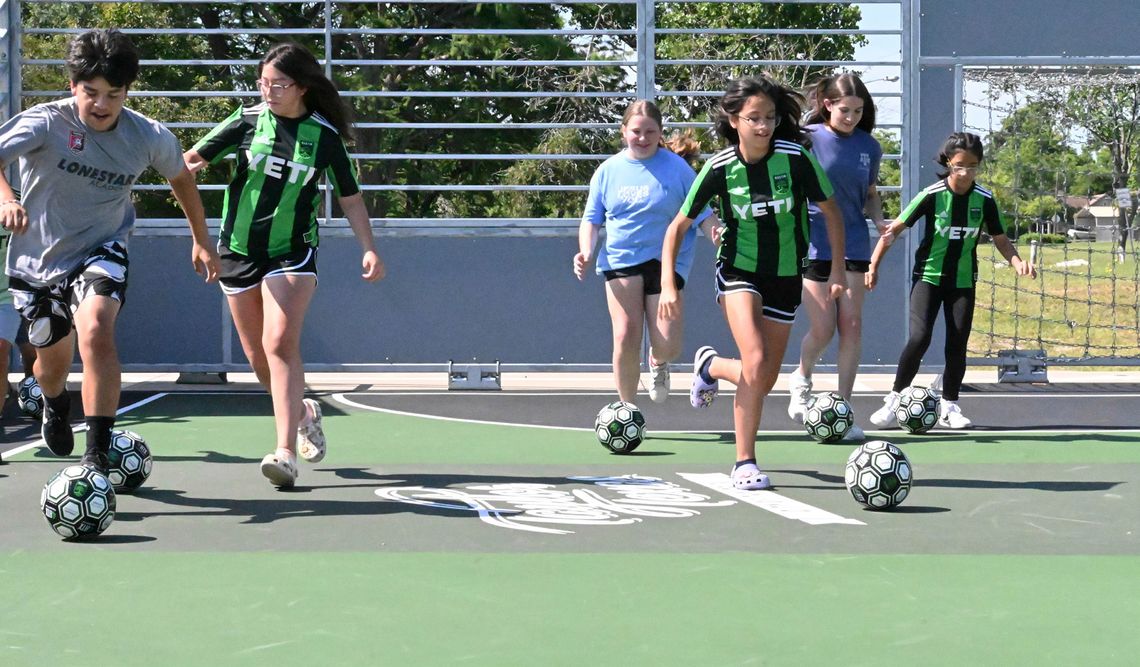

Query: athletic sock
[44,390,71,419]
[85,416,116,454]
[733,458,757,470]
[698,354,716,383]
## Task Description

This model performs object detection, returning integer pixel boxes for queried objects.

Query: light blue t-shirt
[805,124,882,262]
[581,148,712,280]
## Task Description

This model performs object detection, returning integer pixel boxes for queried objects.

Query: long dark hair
[803,73,876,133]
[936,132,985,179]
[622,100,702,163]
[66,28,140,88]
[713,76,810,148]
[259,43,355,142]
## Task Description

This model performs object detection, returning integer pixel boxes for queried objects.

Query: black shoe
[42,402,75,456]
[79,449,110,476]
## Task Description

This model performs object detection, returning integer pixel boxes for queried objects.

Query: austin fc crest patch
[773,173,790,195]
[298,140,314,158]
[68,130,86,153]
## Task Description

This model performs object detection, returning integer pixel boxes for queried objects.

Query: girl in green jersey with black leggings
[867,132,1035,430]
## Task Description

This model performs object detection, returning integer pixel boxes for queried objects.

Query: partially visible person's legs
[834,268,867,400]
[870,280,942,428]
[938,287,976,429]
[791,276,834,419]
[643,264,684,403]
[604,275,646,403]
[72,294,123,472]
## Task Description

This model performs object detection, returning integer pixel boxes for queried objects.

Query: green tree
[874,129,901,219]
[503,2,867,218]
[16,3,867,223]
[982,100,1115,237]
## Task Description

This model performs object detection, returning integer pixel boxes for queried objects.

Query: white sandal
[731,462,771,490]
[298,398,326,463]
[261,450,298,488]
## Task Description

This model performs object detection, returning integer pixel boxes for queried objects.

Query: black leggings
[891,281,975,401]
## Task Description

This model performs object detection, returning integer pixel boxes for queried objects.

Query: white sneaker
[869,391,901,428]
[298,398,326,463]
[841,424,866,441]
[261,449,298,488]
[787,371,812,421]
[938,400,972,429]
[648,362,670,404]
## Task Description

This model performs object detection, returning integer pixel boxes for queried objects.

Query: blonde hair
[622,100,702,163]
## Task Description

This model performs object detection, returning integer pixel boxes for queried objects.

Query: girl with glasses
[184,42,385,487]
[867,131,1036,430]
[659,76,847,490]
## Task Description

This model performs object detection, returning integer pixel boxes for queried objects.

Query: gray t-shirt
[0,98,184,286]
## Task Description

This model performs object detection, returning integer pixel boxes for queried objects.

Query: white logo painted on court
[374,474,735,535]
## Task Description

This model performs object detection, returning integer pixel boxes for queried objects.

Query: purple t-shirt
[805,124,882,262]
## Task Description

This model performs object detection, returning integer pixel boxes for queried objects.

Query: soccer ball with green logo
[594,401,646,454]
[40,465,116,539]
[845,440,913,510]
[107,430,153,493]
[895,386,939,433]
[802,391,854,443]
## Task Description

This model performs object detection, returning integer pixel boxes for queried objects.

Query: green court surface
[2,391,1139,666]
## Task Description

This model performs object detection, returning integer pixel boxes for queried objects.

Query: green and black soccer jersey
[680,141,833,276]
[193,103,360,259]
[900,180,1006,288]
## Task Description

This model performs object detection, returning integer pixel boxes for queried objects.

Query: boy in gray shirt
[0,28,219,472]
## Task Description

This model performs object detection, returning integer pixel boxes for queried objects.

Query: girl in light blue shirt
[574,100,717,405]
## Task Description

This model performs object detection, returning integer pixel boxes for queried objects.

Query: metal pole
[900,0,922,345]
[636,0,656,101]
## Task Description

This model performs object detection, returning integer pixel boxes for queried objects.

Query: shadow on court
[773,467,1126,493]
[116,469,610,526]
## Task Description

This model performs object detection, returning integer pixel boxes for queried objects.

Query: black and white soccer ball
[17,376,44,420]
[802,391,853,443]
[594,400,646,454]
[40,465,117,539]
[895,385,939,434]
[845,440,913,510]
[107,430,153,493]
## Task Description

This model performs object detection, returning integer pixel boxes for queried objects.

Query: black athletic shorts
[218,246,318,295]
[602,259,685,295]
[802,259,871,282]
[714,261,802,324]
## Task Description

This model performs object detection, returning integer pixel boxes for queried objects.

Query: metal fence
[4,0,908,237]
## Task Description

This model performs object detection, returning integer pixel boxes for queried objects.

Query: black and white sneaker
[41,401,75,456]
[79,449,110,476]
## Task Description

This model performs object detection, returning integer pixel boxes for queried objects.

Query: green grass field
[975,240,1138,359]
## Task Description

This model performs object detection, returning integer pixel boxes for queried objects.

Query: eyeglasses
[949,165,980,175]
[256,79,295,93]
[735,114,781,129]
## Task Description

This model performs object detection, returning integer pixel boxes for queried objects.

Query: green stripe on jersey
[725,160,757,272]
[765,152,800,276]
[268,121,322,253]
[905,184,1000,288]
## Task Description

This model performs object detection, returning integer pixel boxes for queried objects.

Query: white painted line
[677,472,865,526]
[0,392,169,460]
